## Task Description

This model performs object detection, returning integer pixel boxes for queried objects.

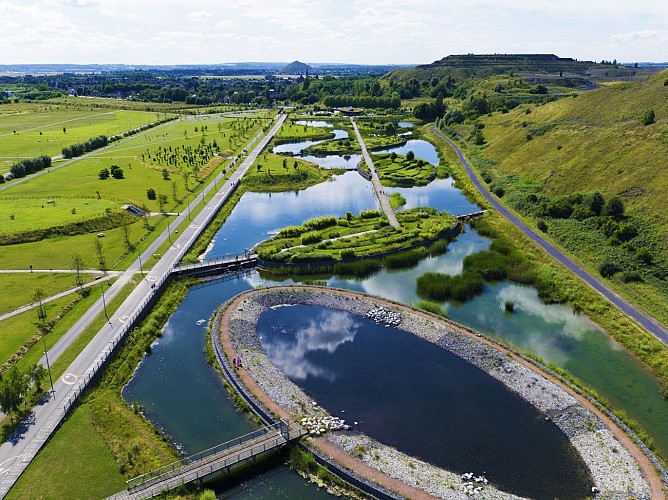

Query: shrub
[620,271,643,283]
[602,196,625,220]
[537,219,548,232]
[339,248,355,259]
[360,209,381,219]
[493,187,505,198]
[301,232,322,245]
[504,300,515,312]
[277,225,302,238]
[599,261,621,278]
[636,248,653,264]
[641,109,655,126]
[304,216,337,230]
[334,259,381,277]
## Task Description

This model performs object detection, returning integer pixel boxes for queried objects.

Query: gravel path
[221,286,658,499]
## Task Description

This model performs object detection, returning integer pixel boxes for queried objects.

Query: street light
[101,283,111,326]
[36,296,55,397]
[167,217,173,245]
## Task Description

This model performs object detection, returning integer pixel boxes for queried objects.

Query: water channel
[123,121,668,497]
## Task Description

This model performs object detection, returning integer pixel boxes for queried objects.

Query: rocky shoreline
[225,286,652,499]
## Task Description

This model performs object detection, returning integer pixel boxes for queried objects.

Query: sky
[1,0,667,65]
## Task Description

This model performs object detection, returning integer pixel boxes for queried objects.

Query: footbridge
[456,210,487,220]
[172,253,258,277]
[109,420,305,500]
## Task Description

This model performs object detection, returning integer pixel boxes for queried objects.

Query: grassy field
[0,108,167,170]
[274,119,334,142]
[6,403,127,500]
[0,272,95,316]
[0,197,120,234]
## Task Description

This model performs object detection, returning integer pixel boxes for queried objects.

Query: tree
[98,168,110,180]
[0,366,29,421]
[602,196,625,220]
[33,288,47,327]
[29,364,47,393]
[110,165,124,179]
[94,238,107,272]
[72,253,85,289]
[158,194,168,213]
[406,151,415,161]
[146,188,157,200]
[162,168,170,180]
[588,191,605,216]
[171,181,178,202]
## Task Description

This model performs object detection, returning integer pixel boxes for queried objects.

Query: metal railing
[126,419,289,490]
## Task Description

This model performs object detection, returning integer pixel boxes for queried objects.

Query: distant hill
[480,69,668,234]
[384,54,615,82]
[280,61,312,75]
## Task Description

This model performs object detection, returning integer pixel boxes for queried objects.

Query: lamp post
[167,217,173,245]
[35,291,55,396]
[101,283,111,326]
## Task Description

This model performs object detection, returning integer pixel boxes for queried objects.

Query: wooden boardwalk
[108,420,305,499]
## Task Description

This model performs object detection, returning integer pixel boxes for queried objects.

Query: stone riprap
[225,286,651,499]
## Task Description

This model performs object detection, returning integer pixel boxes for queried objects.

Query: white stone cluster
[301,410,350,436]
[366,306,402,326]
[461,472,489,496]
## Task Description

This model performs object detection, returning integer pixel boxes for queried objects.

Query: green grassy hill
[481,69,668,234]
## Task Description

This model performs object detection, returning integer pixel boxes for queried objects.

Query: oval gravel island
[216,286,659,499]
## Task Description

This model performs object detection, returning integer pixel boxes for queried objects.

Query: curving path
[431,126,668,346]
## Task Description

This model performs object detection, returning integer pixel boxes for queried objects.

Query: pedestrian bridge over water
[108,419,305,499]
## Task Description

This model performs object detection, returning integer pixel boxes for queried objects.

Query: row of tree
[61,135,109,159]
[8,155,52,179]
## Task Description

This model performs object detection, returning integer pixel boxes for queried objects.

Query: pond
[202,171,377,259]
[257,304,592,499]
[375,139,440,166]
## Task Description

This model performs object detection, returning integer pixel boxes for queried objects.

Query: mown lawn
[0,272,95,316]
[0,108,163,169]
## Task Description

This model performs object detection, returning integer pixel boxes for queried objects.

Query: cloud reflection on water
[263,310,359,380]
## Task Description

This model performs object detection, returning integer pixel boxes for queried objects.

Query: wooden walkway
[349,118,400,228]
[108,420,305,499]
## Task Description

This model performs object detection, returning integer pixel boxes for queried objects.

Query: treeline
[8,155,52,179]
[62,135,109,158]
[323,94,400,109]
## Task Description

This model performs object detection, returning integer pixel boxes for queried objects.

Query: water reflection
[263,309,359,380]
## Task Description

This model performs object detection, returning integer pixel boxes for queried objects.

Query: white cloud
[188,11,212,23]
[0,0,666,64]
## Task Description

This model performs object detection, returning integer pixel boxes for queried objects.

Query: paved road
[0,111,287,496]
[431,126,668,346]
[349,118,400,228]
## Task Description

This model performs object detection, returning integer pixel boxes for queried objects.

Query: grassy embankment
[471,70,668,328]
[422,124,668,401]
[6,279,192,499]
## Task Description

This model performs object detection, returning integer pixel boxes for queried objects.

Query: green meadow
[0,108,167,170]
